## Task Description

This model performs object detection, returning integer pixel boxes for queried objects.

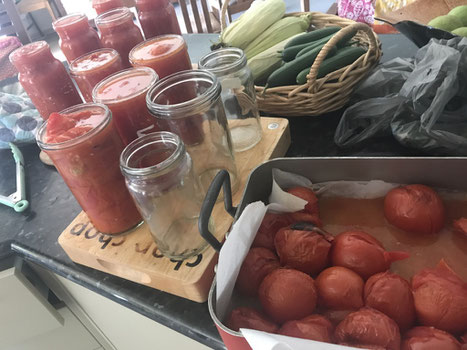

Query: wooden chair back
[179,0,220,33]
[1,0,30,43]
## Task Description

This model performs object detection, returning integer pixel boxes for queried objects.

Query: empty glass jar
[146,69,238,195]
[120,131,211,259]
[199,48,262,152]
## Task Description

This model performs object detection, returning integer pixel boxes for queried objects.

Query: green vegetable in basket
[281,33,335,62]
[296,28,358,58]
[284,26,340,49]
[316,46,366,80]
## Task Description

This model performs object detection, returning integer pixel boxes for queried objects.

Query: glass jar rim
[9,41,49,64]
[92,66,158,104]
[129,34,186,64]
[198,47,246,75]
[120,131,185,177]
[146,69,220,119]
[36,103,111,151]
[70,48,120,74]
[95,7,131,26]
[52,13,87,29]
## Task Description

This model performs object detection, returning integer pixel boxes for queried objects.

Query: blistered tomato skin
[258,268,317,324]
[384,184,445,235]
[401,326,462,350]
[226,307,279,333]
[453,217,467,237]
[236,247,280,296]
[287,187,322,226]
[274,228,331,275]
[252,213,292,251]
[412,259,467,335]
[364,271,415,331]
[316,266,364,311]
[278,315,334,343]
[335,307,401,350]
[331,230,409,280]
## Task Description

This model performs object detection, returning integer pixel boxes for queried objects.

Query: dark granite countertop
[0,33,419,350]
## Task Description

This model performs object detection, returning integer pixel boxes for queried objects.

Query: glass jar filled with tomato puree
[36,103,142,235]
[70,48,124,102]
[52,13,102,63]
[92,0,124,15]
[95,7,144,68]
[129,35,191,78]
[9,41,82,120]
[136,0,181,39]
[92,67,159,145]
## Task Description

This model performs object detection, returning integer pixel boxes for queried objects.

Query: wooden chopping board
[58,117,290,303]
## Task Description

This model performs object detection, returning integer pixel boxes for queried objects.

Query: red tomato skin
[411,259,467,335]
[321,309,354,326]
[278,315,334,343]
[335,307,401,350]
[316,266,364,310]
[401,326,462,350]
[236,247,280,296]
[453,218,467,237]
[364,271,415,332]
[226,307,279,333]
[252,213,292,251]
[384,184,445,235]
[258,268,317,324]
[287,187,322,227]
[331,230,408,280]
[274,228,331,276]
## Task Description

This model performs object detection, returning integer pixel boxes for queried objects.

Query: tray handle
[198,170,237,251]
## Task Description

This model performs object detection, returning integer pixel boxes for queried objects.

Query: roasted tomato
[331,230,409,280]
[335,307,401,350]
[401,326,462,350]
[316,266,364,310]
[274,227,331,275]
[236,247,281,296]
[384,184,445,235]
[226,307,279,333]
[252,213,292,251]
[364,271,415,331]
[258,268,317,323]
[278,315,334,343]
[412,259,467,334]
[321,309,354,326]
[453,217,467,237]
[287,187,322,226]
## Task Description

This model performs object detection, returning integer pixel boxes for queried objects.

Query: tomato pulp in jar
[36,104,142,235]
[70,48,124,102]
[129,35,191,78]
[92,67,159,145]
[95,7,144,68]
[52,13,102,63]
[136,0,181,39]
[92,0,124,15]
[9,41,82,120]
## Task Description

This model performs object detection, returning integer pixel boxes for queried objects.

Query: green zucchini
[295,46,338,84]
[296,28,358,58]
[281,33,334,62]
[317,46,366,79]
[284,26,340,49]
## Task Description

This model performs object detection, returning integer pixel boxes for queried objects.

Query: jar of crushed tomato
[70,48,124,102]
[36,103,142,235]
[52,13,102,63]
[9,41,82,120]
[120,131,211,259]
[129,34,191,79]
[95,7,144,68]
[136,0,181,39]
[92,0,124,15]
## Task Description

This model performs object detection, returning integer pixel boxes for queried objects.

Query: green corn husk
[247,33,302,82]
[244,15,311,60]
[220,0,286,49]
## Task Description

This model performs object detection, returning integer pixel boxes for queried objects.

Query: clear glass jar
[120,131,211,259]
[199,48,262,152]
[146,70,238,195]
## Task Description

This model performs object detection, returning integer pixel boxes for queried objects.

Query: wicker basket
[220,7,382,116]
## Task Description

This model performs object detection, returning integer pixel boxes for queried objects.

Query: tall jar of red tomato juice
[92,0,124,15]
[129,34,191,78]
[92,67,159,145]
[52,13,102,63]
[136,0,181,39]
[9,41,82,120]
[95,7,144,68]
[36,103,142,235]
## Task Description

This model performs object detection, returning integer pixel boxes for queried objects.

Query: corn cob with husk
[244,15,311,60]
[220,0,286,49]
